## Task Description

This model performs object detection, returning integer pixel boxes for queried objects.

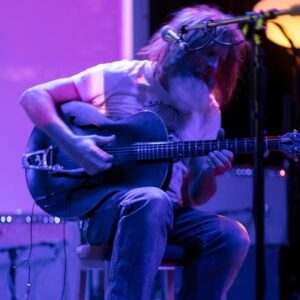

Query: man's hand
[200,128,233,177]
[205,149,233,176]
[67,134,115,175]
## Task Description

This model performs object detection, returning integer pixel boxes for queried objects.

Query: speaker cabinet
[228,245,282,300]
[200,167,288,244]
[0,214,80,300]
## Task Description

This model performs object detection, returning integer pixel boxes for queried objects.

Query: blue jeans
[83,187,250,300]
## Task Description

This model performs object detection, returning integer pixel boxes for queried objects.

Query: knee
[120,187,173,222]
[219,217,250,262]
[141,186,170,204]
[144,187,172,212]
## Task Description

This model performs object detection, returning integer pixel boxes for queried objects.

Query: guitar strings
[101,138,281,158]
[103,137,281,151]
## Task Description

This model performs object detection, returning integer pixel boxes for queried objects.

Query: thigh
[82,191,125,245]
[83,187,171,245]
[168,208,227,254]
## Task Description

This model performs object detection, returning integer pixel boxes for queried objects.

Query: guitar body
[25,101,172,219]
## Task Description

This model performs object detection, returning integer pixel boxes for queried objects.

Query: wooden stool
[77,244,186,300]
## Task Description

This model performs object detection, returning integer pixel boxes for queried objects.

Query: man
[20,5,250,300]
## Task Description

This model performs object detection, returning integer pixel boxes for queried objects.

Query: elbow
[19,87,54,127]
[19,89,28,108]
[19,88,38,108]
[19,87,49,110]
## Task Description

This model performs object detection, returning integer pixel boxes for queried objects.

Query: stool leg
[166,269,175,300]
[79,270,87,300]
[103,261,110,292]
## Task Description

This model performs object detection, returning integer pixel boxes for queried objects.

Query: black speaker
[199,167,288,300]
[200,167,288,244]
[0,214,80,300]
[228,245,282,300]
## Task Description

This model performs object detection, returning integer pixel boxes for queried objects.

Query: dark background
[149,1,300,299]
[149,0,297,167]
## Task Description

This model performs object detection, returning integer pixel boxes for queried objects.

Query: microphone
[161,26,188,50]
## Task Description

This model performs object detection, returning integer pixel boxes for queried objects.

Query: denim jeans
[83,187,250,300]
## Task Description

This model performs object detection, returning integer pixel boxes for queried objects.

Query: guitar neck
[132,136,282,161]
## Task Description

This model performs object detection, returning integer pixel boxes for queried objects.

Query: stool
[77,244,186,300]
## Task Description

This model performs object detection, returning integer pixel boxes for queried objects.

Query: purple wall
[0,0,128,213]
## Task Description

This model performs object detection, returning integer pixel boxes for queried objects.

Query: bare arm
[20,78,114,175]
[186,110,233,205]
[188,149,233,205]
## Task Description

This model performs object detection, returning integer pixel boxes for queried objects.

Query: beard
[165,72,211,115]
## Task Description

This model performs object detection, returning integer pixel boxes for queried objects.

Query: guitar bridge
[22,146,57,171]
[22,146,86,175]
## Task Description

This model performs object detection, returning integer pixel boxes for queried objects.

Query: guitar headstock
[280,130,300,161]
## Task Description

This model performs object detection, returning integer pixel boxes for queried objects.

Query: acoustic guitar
[22,101,300,219]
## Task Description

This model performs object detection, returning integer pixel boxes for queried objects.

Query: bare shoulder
[21,77,80,105]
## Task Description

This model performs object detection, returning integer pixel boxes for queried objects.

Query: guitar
[22,101,300,219]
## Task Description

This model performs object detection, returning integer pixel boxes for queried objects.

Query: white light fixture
[253,0,300,48]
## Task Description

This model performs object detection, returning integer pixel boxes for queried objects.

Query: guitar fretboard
[105,137,282,161]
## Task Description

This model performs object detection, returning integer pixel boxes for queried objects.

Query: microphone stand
[180,7,300,300]
[249,17,267,300]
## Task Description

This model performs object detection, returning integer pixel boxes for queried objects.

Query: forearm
[20,77,114,175]
[20,86,77,146]
[188,149,233,205]
[190,171,217,205]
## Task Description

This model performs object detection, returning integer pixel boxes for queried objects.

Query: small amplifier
[199,167,288,244]
[0,214,80,300]
[0,213,69,247]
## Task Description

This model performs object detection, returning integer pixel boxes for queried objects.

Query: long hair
[138,5,249,107]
